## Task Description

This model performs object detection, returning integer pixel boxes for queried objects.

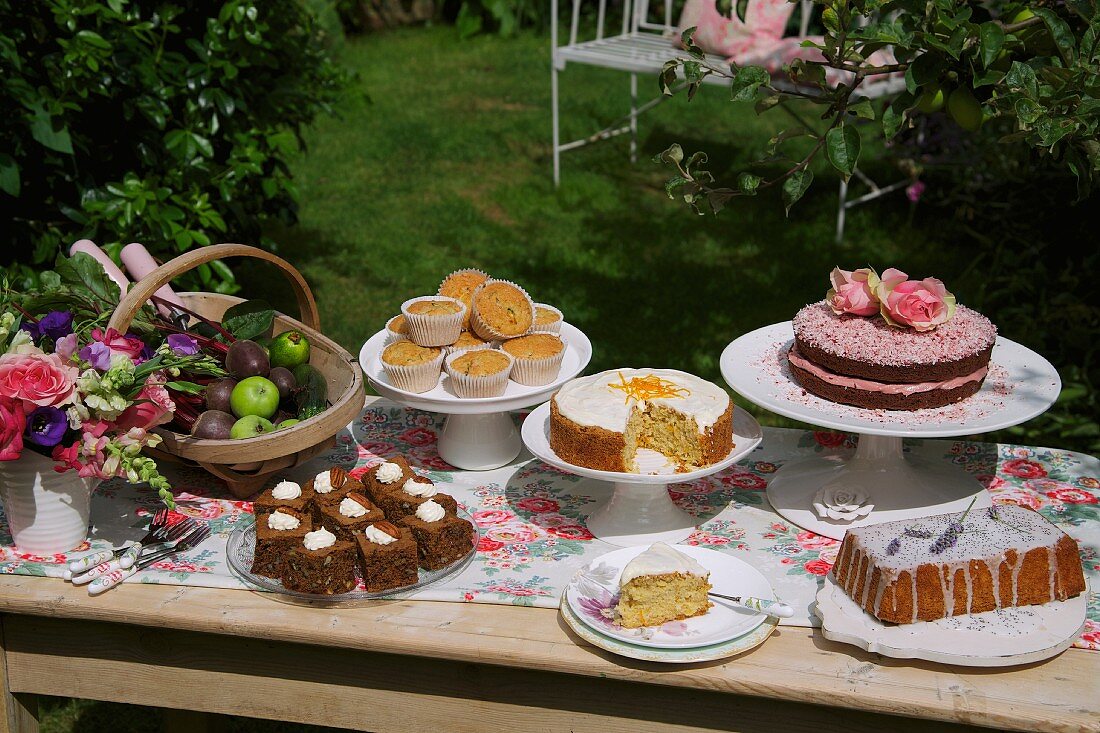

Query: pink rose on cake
[826,267,880,316]
[876,268,957,331]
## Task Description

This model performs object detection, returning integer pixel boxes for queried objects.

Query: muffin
[469,280,535,341]
[401,296,466,347]
[501,333,566,386]
[446,331,492,355]
[381,341,444,393]
[438,268,489,329]
[384,314,409,344]
[444,349,514,397]
[531,304,563,334]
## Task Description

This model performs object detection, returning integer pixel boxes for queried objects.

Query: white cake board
[721,323,1061,540]
[359,323,592,471]
[814,575,1087,666]
[521,400,763,546]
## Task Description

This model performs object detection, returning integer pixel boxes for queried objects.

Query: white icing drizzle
[619,542,709,587]
[553,368,729,432]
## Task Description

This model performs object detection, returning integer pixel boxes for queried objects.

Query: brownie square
[374,481,459,522]
[309,466,358,509]
[362,456,416,504]
[399,513,475,571]
[354,522,420,592]
[251,508,312,579]
[252,480,314,522]
[281,539,358,595]
[314,492,386,542]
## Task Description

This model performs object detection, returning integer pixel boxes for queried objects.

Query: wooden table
[0,575,1096,733]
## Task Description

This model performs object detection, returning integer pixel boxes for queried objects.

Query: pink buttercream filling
[793,302,997,367]
[788,346,988,395]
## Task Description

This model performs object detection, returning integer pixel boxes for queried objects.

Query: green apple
[268,330,311,370]
[947,87,983,132]
[229,376,280,419]
[276,419,301,430]
[915,84,946,113]
[230,415,274,440]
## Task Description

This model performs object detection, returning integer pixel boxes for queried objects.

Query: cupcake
[385,314,409,344]
[500,333,566,386]
[531,304,563,334]
[444,349,514,398]
[438,268,489,329]
[401,296,466,347]
[446,331,493,354]
[381,341,444,393]
[469,280,535,341]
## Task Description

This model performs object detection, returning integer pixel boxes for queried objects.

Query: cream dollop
[271,480,302,501]
[620,542,709,587]
[402,478,436,497]
[415,499,445,523]
[376,462,403,484]
[338,496,368,518]
[313,471,335,494]
[267,510,300,531]
[364,524,398,545]
[303,526,337,550]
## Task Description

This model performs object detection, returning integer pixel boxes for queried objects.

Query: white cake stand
[720,323,1061,540]
[521,401,763,546]
[359,323,592,471]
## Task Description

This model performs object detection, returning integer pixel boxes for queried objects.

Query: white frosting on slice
[403,478,436,497]
[271,480,302,500]
[620,542,709,587]
[553,368,729,432]
[267,510,300,531]
[376,462,403,484]
[364,524,398,545]
[303,526,337,550]
[415,499,445,523]
[338,496,368,518]
[313,471,335,494]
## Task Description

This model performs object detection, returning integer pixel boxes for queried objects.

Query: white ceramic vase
[0,449,98,555]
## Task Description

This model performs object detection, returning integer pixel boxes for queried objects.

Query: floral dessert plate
[564,544,776,649]
[226,507,480,607]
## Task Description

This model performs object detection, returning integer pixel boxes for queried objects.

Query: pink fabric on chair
[736,35,899,86]
[676,0,796,58]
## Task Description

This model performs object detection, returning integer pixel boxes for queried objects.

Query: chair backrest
[553,0,814,48]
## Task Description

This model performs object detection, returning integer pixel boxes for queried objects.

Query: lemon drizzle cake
[549,369,733,473]
[614,543,712,628]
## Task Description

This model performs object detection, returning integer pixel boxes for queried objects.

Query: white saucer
[814,574,1088,666]
[565,545,774,649]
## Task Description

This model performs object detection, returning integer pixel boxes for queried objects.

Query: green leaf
[737,172,762,195]
[979,22,1005,68]
[75,30,111,50]
[782,169,813,216]
[882,92,915,138]
[904,52,943,95]
[54,252,122,307]
[165,381,206,394]
[656,143,684,165]
[734,0,748,23]
[1032,8,1077,65]
[1005,61,1039,99]
[0,153,19,197]
[28,103,73,155]
[848,98,876,120]
[222,308,276,341]
[729,66,770,102]
[1015,98,1045,125]
[825,126,861,179]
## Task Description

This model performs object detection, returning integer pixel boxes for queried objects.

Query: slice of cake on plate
[833,503,1086,623]
[281,527,358,595]
[355,521,420,592]
[251,508,311,579]
[614,543,712,628]
[314,491,386,542]
[399,499,475,571]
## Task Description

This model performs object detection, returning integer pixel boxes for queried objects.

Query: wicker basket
[106,243,364,499]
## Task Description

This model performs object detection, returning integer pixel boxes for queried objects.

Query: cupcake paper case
[438,268,490,329]
[469,279,536,341]
[531,304,564,334]
[502,333,566,386]
[381,342,445,393]
[401,296,467,347]
[444,349,515,398]
[384,314,410,345]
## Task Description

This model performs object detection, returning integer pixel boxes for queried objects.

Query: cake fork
[66,508,170,574]
[708,592,794,618]
[87,524,211,595]
[67,517,197,583]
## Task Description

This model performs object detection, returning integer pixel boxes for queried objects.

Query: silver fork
[88,523,211,596]
[68,518,197,584]
[67,508,170,574]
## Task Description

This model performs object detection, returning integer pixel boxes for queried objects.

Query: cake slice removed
[614,543,712,628]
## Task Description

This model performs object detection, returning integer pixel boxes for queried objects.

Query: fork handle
[67,550,115,574]
[118,543,143,570]
[88,566,136,595]
[71,559,122,585]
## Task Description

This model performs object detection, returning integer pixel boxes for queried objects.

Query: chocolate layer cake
[251,508,311,579]
[400,501,475,571]
[789,302,996,410]
[833,504,1085,624]
[373,477,459,521]
[314,492,385,542]
[281,528,358,595]
[355,521,420,592]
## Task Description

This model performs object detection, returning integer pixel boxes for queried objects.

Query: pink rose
[0,352,78,409]
[875,268,957,332]
[1002,459,1047,479]
[804,559,832,575]
[0,396,26,461]
[515,497,560,513]
[796,530,838,551]
[90,328,145,364]
[472,509,514,526]
[826,267,880,316]
[114,373,175,431]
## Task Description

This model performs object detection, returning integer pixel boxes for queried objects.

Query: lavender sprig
[885,538,901,555]
[929,498,976,555]
[903,528,933,539]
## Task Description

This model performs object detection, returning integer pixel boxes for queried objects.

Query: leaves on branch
[782,170,814,216]
[826,125,862,180]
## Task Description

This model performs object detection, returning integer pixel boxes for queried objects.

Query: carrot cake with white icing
[614,543,712,628]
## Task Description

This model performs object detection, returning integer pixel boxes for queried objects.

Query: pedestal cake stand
[359,323,592,471]
[720,322,1060,540]
[521,400,763,546]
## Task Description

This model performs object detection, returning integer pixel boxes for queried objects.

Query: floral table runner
[1,399,1096,650]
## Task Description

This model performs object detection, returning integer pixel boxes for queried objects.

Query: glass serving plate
[226,507,480,607]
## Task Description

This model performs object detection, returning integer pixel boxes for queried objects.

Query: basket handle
[106,243,320,334]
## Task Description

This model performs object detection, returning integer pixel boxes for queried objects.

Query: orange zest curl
[607,372,691,403]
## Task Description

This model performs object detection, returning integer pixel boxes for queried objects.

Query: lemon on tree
[269,330,311,370]
[947,87,983,131]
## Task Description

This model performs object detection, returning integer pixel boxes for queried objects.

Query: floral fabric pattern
[0,400,1095,650]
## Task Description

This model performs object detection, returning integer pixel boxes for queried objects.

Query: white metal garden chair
[550,0,907,240]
